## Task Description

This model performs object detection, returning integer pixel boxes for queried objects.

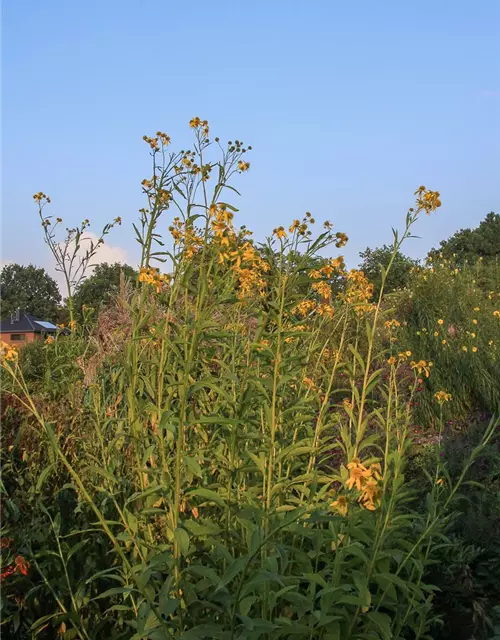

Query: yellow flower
[273,226,287,240]
[442,339,447,345]
[384,319,401,329]
[387,356,397,366]
[436,478,445,486]
[472,319,478,325]
[156,131,171,146]
[462,346,468,352]
[316,303,335,318]
[346,458,372,491]
[1,341,18,364]
[33,191,50,202]
[189,117,201,128]
[437,318,444,325]
[472,346,478,353]
[303,376,318,391]
[415,187,442,214]
[343,398,353,411]
[359,477,381,511]
[142,135,159,150]
[369,463,383,481]
[335,232,348,248]
[312,281,331,300]
[294,299,316,317]
[138,267,169,293]
[410,359,433,377]
[238,161,250,172]
[434,390,452,403]
[330,495,348,516]
[473,307,480,312]
[493,310,500,318]
[45,335,55,345]
[289,219,300,232]
[434,331,439,337]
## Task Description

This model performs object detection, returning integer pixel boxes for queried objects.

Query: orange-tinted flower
[434,390,452,403]
[346,458,371,491]
[14,555,30,576]
[330,495,348,516]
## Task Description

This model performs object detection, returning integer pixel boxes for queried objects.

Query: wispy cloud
[482,89,500,97]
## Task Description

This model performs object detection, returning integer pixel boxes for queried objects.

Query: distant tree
[0,263,61,320]
[358,245,418,297]
[72,262,137,313]
[428,212,500,265]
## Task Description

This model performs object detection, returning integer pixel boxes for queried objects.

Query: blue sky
[2,0,499,280]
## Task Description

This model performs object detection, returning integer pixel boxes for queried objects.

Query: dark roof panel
[0,310,57,334]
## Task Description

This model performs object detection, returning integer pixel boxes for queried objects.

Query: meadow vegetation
[1,120,499,639]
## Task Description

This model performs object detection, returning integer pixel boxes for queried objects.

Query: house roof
[0,310,58,334]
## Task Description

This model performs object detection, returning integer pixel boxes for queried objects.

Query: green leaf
[184,456,203,478]
[174,528,190,556]
[180,625,224,639]
[124,508,138,534]
[214,555,247,593]
[36,464,55,492]
[366,611,392,638]
[337,594,363,606]
[184,520,222,536]
[187,488,227,509]
[66,539,89,562]
[240,595,257,616]
[302,572,328,589]
[90,586,135,601]
[352,571,371,610]
[86,466,118,485]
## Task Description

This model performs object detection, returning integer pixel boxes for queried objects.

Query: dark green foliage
[429,212,500,265]
[397,260,500,421]
[72,262,137,316]
[358,245,418,297]
[0,264,61,321]
[258,247,346,299]
[426,420,500,640]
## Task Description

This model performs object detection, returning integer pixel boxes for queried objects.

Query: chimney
[16,308,20,322]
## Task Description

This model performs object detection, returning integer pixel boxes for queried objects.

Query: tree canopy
[358,245,418,297]
[72,262,137,313]
[428,212,500,264]
[0,263,62,320]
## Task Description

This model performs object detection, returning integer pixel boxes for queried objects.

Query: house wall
[1,332,41,346]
